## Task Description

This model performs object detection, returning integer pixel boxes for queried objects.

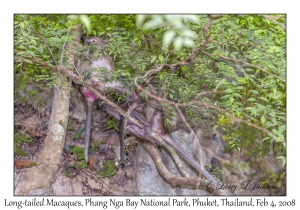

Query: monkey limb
[118,96,146,162]
[75,36,140,163]
[84,99,94,162]
[119,115,125,162]
[119,103,134,163]
[75,37,120,163]
[105,102,221,190]
[105,105,161,146]
[73,84,99,162]
[106,105,228,195]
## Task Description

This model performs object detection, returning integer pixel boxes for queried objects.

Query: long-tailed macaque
[105,96,220,188]
[74,37,220,190]
[74,36,127,163]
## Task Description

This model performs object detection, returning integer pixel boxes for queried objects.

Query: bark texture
[15,25,82,195]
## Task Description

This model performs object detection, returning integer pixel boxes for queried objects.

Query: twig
[262,15,286,29]
[33,31,58,66]
[202,51,285,82]
[140,15,215,82]
[14,53,144,128]
[60,24,72,65]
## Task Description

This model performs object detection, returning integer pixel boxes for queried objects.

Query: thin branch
[134,74,283,146]
[33,31,58,66]
[134,76,230,164]
[193,79,226,101]
[202,51,285,82]
[14,53,144,128]
[262,15,286,29]
[122,95,140,143]
[59,25,72,65]
[144,34,155,55]
[174,104,203,167]
[14,23,21,28]
[140,15,216,82]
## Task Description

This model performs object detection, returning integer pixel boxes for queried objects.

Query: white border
[2,1,298,209]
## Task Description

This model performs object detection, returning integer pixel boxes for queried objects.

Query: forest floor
[14,101,139,195]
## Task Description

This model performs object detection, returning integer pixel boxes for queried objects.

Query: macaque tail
[84,101,93,163]
[119,115,125,162]
[162,134,218,186]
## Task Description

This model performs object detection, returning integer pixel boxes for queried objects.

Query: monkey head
[84,37,108,46]
[82,37,110,61]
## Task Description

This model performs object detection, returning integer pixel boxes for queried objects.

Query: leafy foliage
[64,171,74,178]
[72,127,85,140]
[14,14,286,172]
[93,140,101,147]
[14,133,33,156]
[98,160,116,178]
[69,146,88,169]
[104,118,119,132]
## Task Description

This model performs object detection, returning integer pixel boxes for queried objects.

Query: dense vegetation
[14,14,286,185]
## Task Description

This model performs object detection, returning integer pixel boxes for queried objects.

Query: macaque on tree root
[73,37,222,192]
[105,102,220,188]
[74,36,128,163]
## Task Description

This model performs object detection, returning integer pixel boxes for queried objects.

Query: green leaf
[174,37,183,51]
[27,51,35,57]
[77,160,88,169]
[246,98,256,102]
[182,15,200,24]
[235,86,244,90]
[181,29,197,38]
[99,160,116,178]
[93,140,101,147]
[183,38,195,48]
[80,15,91,34]
[144,15,163,28]
[159,55,164,63]
[65,171,74,178]
[259,97,269,103]
[15,147,27,156]
[136,15,146,27]
[233,93,242,98]
[164,118,171,125]
[77,152,85,160]
[72,128,85,140]
[150,56,157,63]
[261,116,266,125]
[276,156,286,167]
[250,90,259,94]
[163,30,176,48]
[104,119,119,131]
[140,91,148,101]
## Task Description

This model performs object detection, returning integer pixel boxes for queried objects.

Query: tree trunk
[15,25,82,195]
